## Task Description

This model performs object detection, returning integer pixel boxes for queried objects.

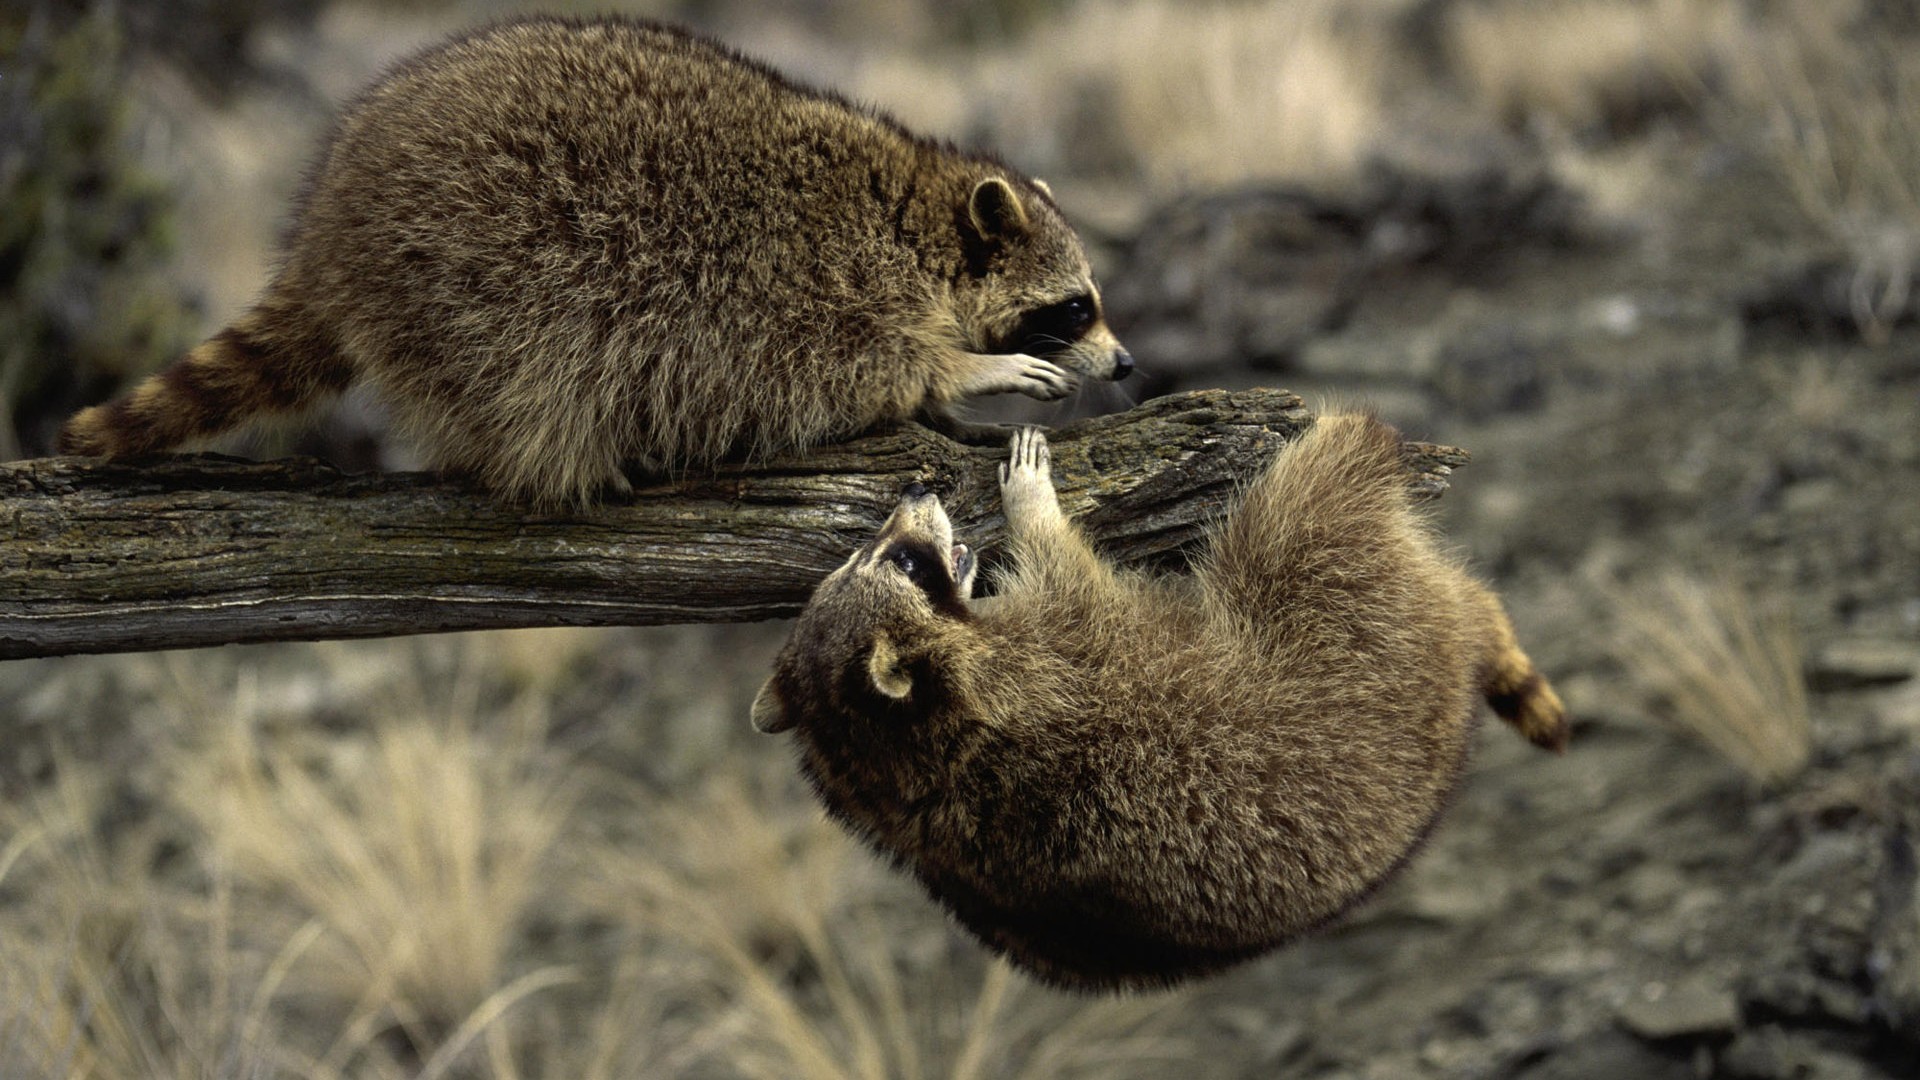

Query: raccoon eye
[1056,295,1094,327]
[888,543,946,589]
[1012,293,1097,355]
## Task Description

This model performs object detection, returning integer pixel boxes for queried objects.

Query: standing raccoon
[57,16,1129,506]
[753,415,1569,990]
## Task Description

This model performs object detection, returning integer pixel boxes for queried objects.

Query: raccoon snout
[1110,348,1135,380]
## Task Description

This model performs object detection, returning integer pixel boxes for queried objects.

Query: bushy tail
[1199,410,1414,619]
[1473,585,1572,752]
[1206,409,1572,753]
[58,315,351,458]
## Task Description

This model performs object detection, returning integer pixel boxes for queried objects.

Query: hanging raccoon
[754,417,1571,989]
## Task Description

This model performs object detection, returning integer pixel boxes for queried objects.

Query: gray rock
[1741,970,1874,1028]
[1809,640,1920,691]
[1505,1031,1695,1080]
[1719,1025,1880,1080]
[1616,977,1742,1040]
[1105,187,1366,374]
[1869,831,1920,1042]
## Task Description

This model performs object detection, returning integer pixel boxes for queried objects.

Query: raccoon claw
[999,427,1059,527]
[1010,354,1075,401]
[602,471,637,503]
[1004,426,1050,479]
[954,351,1075,402]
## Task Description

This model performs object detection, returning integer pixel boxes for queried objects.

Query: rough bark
[0,389,1467,660]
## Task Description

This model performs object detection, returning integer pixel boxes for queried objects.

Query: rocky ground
[4,1,1919,1077]
[1100,146,1920,1077]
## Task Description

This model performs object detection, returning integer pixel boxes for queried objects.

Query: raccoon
[752,416,1569,990]
[57,16,1130,506]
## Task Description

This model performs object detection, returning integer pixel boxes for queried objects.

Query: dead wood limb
[0,389,1467,660]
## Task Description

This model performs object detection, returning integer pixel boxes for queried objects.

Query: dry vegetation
[967,0,1397,193]
[1616,571,1812,787]
[12,0,1920,1074]
[797,0,1414,203]
[0,634,1197,1079]
[1437,0,1920,329]
[832,0,1810,206]
[1729,0,1920,337]
[1445,0,1740,132]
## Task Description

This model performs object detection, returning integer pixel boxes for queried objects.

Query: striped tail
[1477,590,1572,753]
[57,319,352,458]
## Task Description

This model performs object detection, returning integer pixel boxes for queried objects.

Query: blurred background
[3,0,1918,1076]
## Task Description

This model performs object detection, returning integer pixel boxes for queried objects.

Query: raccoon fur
[752,415,1570,990]
[57,16,1130,506]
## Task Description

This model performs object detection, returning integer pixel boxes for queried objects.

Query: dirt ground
[1103,147,1920,1078]
[3,1,1918,1077]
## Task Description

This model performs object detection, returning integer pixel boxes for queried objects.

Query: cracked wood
[0,389,1468,659]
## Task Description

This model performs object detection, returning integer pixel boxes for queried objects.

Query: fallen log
[0,389,1467,660]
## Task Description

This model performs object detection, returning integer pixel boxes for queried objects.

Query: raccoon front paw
[958,352,1075,401]
[1006,354,1075,401]
[999,427,1061,527]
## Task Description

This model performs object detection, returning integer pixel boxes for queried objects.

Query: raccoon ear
[750,677,794,734]
[968,177,1030,243]
[867,634,915,700]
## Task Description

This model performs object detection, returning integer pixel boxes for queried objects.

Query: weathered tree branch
[0,389,1467,660]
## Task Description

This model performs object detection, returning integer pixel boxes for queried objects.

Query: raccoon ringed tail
[1476,589,1571,752]
[1296,413,1572,752]
[1484,645,1570,753]
[57,323,352,458]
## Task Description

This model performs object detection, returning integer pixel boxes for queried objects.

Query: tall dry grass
[0,632,1210,1078]
[1033,0,1391,192]
[1617,571,1811,786]
[837,0,1400,197]
[834,0,1750,208]
[583,776,1200,1080]
[0,638,598,1079]
[0,760,344,1079]
[1730,0,1920,338]
[169,659,581,1074]
[1446,0,1741,131]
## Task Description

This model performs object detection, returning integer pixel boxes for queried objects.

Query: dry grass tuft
[1757,349,1870,431]
[2,633,1206,1077]
[1731,0,1920,338]
[585,775,1197,1080]
[463,626,612,694]
[1617,571,1811,786]
[1056,0,1391,192]
[840,0,1397,196]
[0,761,334,1080]
[170,664,580,1067]
[1447,0,1741,132]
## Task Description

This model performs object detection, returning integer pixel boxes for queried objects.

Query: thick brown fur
[57,16,1129,507]
[753,414,1569,990]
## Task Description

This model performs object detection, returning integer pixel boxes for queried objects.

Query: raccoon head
[751,483,978,737]
[952,176,1133,384]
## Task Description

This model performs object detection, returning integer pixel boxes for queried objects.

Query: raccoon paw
[959,352,1074,401]
[999,427,1060,527]
[1007,354,1075,401]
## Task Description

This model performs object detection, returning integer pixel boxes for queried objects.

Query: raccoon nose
[902,481,930,499]
[1110,348,1135,381]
